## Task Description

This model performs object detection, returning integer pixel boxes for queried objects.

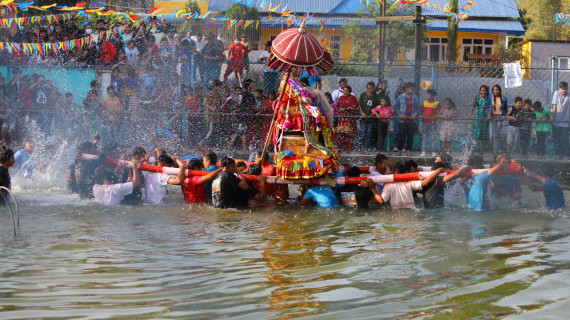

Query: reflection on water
[1,187,570,319]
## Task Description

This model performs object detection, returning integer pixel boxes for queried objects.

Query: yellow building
[154,0,525,63]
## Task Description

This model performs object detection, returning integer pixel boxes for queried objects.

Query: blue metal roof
[208,0,344,13]
[427,20,525,35]
[421,0,520,18]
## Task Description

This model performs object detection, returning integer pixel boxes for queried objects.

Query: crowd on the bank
[57,136,565,211]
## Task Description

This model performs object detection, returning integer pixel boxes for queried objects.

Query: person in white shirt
[552,81,570,159]
[331,78,354,104]
[93,159,141,206]
[142,154,186,204]
[368,163,444,209]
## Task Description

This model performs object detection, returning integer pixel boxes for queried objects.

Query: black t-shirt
[212,171,258,208]
[336,184,374,209]
[422,176,445,209]
[508,107,521,127]
[0,166,10,205]
[237,90,256,122]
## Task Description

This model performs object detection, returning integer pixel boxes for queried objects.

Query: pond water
[1,180,570,319]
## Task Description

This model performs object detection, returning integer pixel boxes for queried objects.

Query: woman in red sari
[335,86,358,151]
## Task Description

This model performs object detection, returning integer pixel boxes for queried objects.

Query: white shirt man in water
[93,159,141,206]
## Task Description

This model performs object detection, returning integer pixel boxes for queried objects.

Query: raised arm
[168,158,186,185]
[488,161,506,177]
[198,167,223,184]
[130,159,141,187]
[443,166,471,183]
[421,168,444,188]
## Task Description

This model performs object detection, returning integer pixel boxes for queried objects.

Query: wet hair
[560,81,568,89]
[426,89,437,96]
[204,151,217,164]
[404,160,418,173]
[157,154,175,166]
[533,101,543,110]
[100,170,117,184]
[375,153,388,165]
[220,157,235,167]
[78,141,95,152]
[467,155,484,168]
[433,153,453,170]
[236,161,247,169]
[131,146,146,157]
[188,158,203,170]
[345,166,361,178]
[393,162,404,174]
[248,164,262,175]
[541,163,554,177]
[0,148,13,164]
[514,96,523,103]
[524,99,532,106]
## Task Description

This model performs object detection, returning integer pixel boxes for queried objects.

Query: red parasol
[267,20,334,75]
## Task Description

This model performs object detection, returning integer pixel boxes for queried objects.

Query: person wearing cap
[201,33,224,85]
[93,159,141,206]
[422,154,471,209]
[394,82,421,156]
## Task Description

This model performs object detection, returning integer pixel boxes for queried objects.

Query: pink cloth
[371,105,394,122]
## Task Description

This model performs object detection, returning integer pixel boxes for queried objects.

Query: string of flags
[0,25,125,56]
[397,0,475,21]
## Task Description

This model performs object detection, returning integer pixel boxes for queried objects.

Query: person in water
[203,151,220,200]
[93,159,141,206]
[490,153,522,205]
[181,158,223,204]
[142,154,185,204]
[368,162,444,209]
[422,154,471,209]
[520,163,566,210]
[14,140,34,178]
[212,157,267,209]
[462,154,508,210]
[336,166,375,209]
[121,146,147,205]
[67,134,104,199]
[0,147,14,205]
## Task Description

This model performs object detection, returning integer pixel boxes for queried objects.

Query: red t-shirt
[228,42,246,62]
[181,176,207,204]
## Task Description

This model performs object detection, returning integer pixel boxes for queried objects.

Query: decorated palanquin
[272,78,338,179]
[262,20,338,180]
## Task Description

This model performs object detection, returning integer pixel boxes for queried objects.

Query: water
[2,180,570,319]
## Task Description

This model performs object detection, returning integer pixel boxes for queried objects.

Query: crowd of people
[60,136,565,211]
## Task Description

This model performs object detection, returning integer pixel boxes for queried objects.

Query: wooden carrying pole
[261,69,292,166]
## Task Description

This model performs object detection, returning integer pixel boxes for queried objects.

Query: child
[517,99,536,158]
[437,98,458,154]
[372,96,394,152]
[533,101,551,158]
[325,92,339,116]
[421,89,441,157]
[505,97,523,155]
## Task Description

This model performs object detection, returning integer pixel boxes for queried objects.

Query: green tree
[178,0,201,37]
[446,0,459,64]
[223,3,260,40]
[343,2,422,62]
[517,0,567,40]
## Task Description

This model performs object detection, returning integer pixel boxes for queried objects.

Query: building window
[559,57,570,70]
[462,38,494,62]
[423,37,447,62]
[330,35,341,58]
